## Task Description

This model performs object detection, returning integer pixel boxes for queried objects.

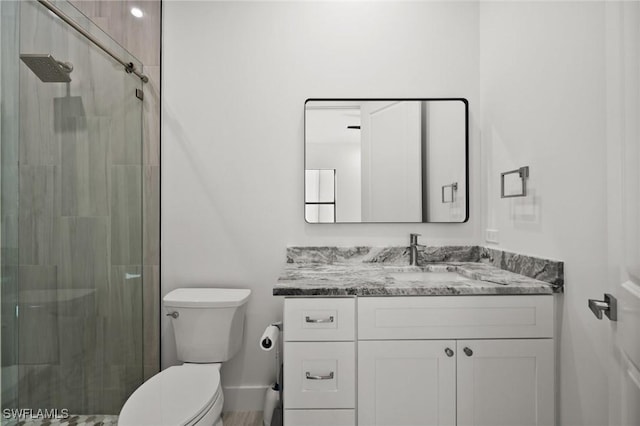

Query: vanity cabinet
[283,298,357,426]
[358,339,553,426]
[358,296,554,426]
[282,295,554,426]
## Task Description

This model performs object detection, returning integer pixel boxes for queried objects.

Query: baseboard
[223,385,270,412]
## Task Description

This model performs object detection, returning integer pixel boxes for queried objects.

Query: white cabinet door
[358,340,456,426]
[456,339,554,426]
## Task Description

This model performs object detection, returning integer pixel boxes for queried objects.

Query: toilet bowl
[119,288,251,426]
[119,364,223,426]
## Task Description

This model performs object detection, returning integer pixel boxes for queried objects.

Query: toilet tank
[164,288,251,363]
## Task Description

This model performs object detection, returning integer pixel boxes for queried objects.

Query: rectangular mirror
[304,99,468,223]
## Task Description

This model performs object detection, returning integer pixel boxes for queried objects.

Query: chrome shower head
[20,54,73,83]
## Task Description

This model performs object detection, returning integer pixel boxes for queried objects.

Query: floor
[5,412,262,426]
[223,411,263,426]
[9,415,117,425]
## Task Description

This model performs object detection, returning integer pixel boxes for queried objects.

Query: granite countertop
[273,247,562,297]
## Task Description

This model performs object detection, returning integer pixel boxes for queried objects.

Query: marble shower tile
[60,117,111,217]
[17,364,58,410]
[143,166,159,266]
[71,1,161,67]
[111,166,142,265]
[1,163,19,219]
[83,317,105,414]
[1,266,19,367]
[122,0,161,66]
[2,215,19,266]
[101,364,143,414]
[18,266,59,365]
[110,80,141,165]
[59,217,109,290]
[18,265,57,291]
[143,66,160,166]
[19,69,62,166]
[19,166,60,266]
[104,266,143,368]
[56,334,87,413]
[18,301,59,365]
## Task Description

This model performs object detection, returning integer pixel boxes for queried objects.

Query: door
[456,339,554,426]
[357,340,456,426]
[605,3,640,425]
[360,101,422,222]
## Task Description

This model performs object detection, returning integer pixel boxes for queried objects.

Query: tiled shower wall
[69,0,161,382]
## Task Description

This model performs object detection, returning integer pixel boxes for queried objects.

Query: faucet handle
[410,233,421,244]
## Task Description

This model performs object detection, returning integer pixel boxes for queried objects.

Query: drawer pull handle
[305,316,334,324]
[463,347,473,357]
[445,348,454,357]
[305,371,334,380]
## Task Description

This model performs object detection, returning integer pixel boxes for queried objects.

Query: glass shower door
[2,0,144,422]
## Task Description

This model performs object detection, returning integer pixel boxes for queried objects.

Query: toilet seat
[119,364,222,426]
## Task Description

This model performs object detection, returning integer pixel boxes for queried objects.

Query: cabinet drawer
[284,342,356,409]
[284,409,355,426]
[358,295,553,339]
[284,298,355,341]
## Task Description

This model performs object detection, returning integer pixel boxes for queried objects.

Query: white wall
[163,0,480,410]
[479,2,609,425]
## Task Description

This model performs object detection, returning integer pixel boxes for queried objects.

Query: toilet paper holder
[261,322,283,426]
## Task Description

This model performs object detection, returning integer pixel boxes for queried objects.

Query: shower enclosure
[1,0,145,422]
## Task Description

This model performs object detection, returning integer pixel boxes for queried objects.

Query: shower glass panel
[1,0,144,422]
[1,1,21,417]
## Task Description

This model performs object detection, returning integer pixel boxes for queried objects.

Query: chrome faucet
[409,233,426,266]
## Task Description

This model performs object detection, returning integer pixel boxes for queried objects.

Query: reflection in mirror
[304,99,468,223]
[305,169,336,223]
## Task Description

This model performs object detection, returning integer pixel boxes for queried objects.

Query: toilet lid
[119,364,221,426]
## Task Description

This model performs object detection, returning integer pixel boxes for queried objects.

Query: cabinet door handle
[305,371,334,380]
[445,348,454,357]
[463,347,473,357]
[305,316,334,323]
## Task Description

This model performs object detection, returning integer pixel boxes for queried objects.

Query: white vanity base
[282,295,554,426]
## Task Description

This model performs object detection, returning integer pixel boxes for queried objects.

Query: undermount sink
[388,271,470,282]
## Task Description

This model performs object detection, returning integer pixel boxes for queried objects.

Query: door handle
[588,293,617,321]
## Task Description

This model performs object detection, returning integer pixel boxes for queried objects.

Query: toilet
[119,288,251,426]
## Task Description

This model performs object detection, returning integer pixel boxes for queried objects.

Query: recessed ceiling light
[131,7,143,18]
